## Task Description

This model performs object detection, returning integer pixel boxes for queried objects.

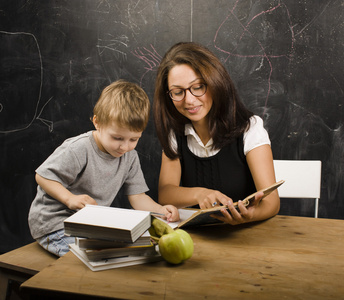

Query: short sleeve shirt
[169,115,270,157]
[28,131,148,239]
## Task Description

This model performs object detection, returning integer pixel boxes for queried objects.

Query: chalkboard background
[0,0,343,253]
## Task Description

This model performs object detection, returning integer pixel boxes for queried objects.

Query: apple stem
[150,236,160,242]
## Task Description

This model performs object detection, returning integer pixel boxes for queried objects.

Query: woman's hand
[196,188,233,209]
[158,205,180,222]
[211,191,264,225]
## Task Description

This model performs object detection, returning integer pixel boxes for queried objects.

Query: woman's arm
[36,173,97,210]
[215,144,280,224]
[246,144,280,218]
[158,152,231,208]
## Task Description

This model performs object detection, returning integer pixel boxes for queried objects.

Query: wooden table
[0,242,57,300]
[21,215,344,299]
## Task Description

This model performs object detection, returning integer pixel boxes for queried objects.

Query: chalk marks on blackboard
[96,35,128,57]
[213,2,295,115]
[36,96,54,132]
[294,1,331,37]
[0,31,53,133]
[132,45,162,85]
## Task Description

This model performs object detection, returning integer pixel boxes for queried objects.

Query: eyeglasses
[167,83,207,102]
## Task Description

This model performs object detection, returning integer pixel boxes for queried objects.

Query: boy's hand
[66,194,97,210]
[35,174,97,210]
[159,205,180,222]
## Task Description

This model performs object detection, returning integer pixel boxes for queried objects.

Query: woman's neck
[192,120,211,146]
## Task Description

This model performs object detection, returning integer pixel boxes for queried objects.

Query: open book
[167,180,285,229]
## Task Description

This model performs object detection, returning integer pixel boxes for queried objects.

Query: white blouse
[169,115,271,158]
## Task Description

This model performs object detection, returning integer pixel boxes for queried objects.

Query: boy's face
[93,118,142,158]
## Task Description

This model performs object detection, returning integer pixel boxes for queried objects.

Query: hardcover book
[167,180,285,229]
[80,243,156,261]
[69,243,161,272]
[75,230,152,250]
[64,205,151,243]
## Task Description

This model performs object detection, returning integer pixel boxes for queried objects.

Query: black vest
[177,134,255,205]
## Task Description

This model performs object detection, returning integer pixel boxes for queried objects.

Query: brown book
[81,243,157,261]
[174,180,285,228]
[75,230,152,250]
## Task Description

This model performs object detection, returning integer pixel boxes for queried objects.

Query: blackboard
[0,0,343,253]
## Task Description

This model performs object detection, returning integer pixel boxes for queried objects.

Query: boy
[28,80,179,257]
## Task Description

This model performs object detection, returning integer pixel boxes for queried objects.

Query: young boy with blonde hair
[28,80,179,257]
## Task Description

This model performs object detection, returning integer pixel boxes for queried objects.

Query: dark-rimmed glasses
[167,83,207,102]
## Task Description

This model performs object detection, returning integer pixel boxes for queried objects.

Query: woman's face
[167,64,213,126]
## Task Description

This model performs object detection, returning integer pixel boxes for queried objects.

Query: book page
[159,209,198,229]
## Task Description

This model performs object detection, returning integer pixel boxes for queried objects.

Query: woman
[153,42,279,225]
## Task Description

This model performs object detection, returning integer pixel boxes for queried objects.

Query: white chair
[273,160,322,218]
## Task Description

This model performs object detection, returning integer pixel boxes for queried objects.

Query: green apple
[158,229,194,264]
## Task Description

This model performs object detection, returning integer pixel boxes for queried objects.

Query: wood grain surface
[21,215,344,299]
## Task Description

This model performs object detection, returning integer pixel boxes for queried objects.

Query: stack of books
[64,205,161,271]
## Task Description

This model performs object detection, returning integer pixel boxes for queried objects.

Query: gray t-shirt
[28,131,149,239]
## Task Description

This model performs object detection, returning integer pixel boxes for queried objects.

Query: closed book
[64,205,151,243]
[83,243,157,261]
[69,244,162,272]
[76,230,152,250]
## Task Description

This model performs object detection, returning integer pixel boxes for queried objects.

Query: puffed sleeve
[243,116,271,155]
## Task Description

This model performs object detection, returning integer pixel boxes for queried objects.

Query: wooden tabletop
[21,215,344,299]
[0,242,57,275]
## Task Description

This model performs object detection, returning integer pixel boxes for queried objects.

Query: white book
[82,243,157,261]
[76,230,152,250]
[69,244,162,272]
[64,205,151,243]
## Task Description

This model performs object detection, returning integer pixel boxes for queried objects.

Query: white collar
[184,123,213,148]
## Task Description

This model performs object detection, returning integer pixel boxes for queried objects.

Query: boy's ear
[92,115,99,129]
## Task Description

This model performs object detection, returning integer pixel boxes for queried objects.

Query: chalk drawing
[190,0,194,42]
[94,1,153,82]
[213,1,295,115]
[96,35,129,56]
[132,45,162,85]
[0,31,53,133]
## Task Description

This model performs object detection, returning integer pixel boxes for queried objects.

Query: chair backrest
[273,160,322,217]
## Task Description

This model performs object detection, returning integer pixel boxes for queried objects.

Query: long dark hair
[153,42,253,159]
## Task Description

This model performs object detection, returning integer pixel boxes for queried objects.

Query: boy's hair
[93,80,150,132]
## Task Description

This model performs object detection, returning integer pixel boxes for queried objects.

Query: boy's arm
[128,193,179,222]
[35,173,97,210]
[128,193,163,212]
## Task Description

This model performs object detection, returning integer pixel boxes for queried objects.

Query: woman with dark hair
[153,42,279,225]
